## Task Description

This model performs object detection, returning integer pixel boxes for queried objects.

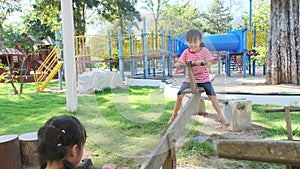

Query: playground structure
[0,21,268,92]
[72,22,268,80]
[36,23,268,92]
[0,35,59,85]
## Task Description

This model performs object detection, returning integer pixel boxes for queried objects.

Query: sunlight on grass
[252,104,300,140]
[76,88,168,159]
[1,82,300,168]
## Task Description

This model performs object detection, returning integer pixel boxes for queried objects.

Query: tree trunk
[266,0,299,84]
[5,55,18,94]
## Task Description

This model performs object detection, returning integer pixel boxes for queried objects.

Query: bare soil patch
[181,111,278,169]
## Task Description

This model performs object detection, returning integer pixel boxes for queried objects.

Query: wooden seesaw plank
[217,140,300,165]
[140,91,200,169]
[140,61,202,169]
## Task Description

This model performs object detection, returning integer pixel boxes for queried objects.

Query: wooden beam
[140,91,200,169]
[141,62,201,169]
[217,140,300,166]
[265,108,300,113]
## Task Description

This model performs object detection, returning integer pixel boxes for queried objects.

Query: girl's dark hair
[37,115,87,162]
[186,29,205,47]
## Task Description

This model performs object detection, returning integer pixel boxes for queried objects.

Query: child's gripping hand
[194,60,202,66]
[195,60,208,66]
[174,62,182,68]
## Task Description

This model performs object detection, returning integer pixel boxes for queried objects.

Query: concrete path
[164,71,300,107]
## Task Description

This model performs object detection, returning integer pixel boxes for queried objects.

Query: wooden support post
[265,107,300,141]
[182,88,205,116]
[162,130,176,169]
[198,98,206,115]
[265,107,300,168]
[284,107,293,140]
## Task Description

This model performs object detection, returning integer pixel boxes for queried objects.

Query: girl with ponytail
[37,115,87,169]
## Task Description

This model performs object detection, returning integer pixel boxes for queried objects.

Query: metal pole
[143,19,149,79]
[128,24,134,77]
[118,30,124,80]
[108,32,112,71]
[161,28,166,81]
[218,51,221,74]
[249,0,253,27]
[167,31,172,77]
[55,30,63,90]
[152,32,155,77]
[242,23,248,78]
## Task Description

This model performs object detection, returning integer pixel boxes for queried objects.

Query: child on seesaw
[168,29,230,127]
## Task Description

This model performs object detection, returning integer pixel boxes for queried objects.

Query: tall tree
[160,1,203,36]
[140,0,168,47]
[33,0,100,35]
[201,0,233,34]
[97,0,142,34]
[0,0,21,30]
[266,0,299,84]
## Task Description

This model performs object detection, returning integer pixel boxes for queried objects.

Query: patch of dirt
[192,112,264,140]
[185,112,270,169]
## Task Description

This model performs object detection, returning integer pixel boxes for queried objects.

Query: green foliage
[201,0,234,34]
[0,0,21,26]
[23,14,55,40]
[253,46,267,66]
[30,0,141,35]
[0,23,22,48]
[97,0,141,33]
[1,23,36,51]
[252,0,270,29]
[0,63,7,81]
[33,0,101,35]
[31,0,61,32]
[241,0,270,29]
[161,1,203,36]
[0,64,19,84]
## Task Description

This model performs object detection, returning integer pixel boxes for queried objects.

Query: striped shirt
[177,47,213,83]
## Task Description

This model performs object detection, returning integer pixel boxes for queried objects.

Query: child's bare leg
[168,94,184,125]
[208,95,230,127]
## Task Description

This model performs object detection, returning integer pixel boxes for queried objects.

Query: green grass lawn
[0,82,299,168]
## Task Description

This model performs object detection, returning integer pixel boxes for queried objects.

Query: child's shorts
[177,82,216,96]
